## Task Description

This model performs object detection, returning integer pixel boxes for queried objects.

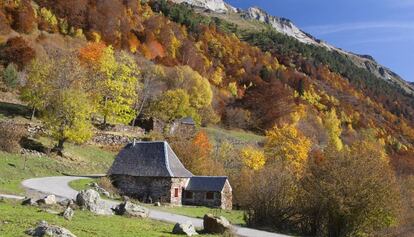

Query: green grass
[0,141,115,195]
[69,178,247,226]
[203,126,264,145]
[149,205,246,226]
[69,178,96,191]
[0,200,219,237]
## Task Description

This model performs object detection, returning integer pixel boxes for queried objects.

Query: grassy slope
[69,178,246,226]
[0,200,219,237]
[202,126,264,145]
[0,142,115,195]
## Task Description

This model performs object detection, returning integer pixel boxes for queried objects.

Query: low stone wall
[92,133,138,146]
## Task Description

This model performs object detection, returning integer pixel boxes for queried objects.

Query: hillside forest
[0,0,413,236]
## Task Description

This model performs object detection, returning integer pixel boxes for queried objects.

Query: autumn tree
[265,123,312,175]
[301,135,401,236]
[21,58,53,120]
[323,109,343,151]
[240,146,266,171]
[150,89,198,124]
[22,53,94,155]
[79,44,139,125]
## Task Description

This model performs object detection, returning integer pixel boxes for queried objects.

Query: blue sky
[226,0,414,82]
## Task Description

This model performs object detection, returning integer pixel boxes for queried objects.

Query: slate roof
[178,117,196,125]
[108,141,193,178]
[185,176,229,192]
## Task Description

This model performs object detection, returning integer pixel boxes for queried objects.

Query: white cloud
[304,21,414,35]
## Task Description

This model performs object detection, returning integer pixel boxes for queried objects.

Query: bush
[11,0,36,34]
[0,121,26,153]
[2,63,19,88]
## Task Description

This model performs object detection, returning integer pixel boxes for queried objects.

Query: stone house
[108,141,232,210]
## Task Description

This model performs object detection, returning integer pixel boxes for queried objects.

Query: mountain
[171,0,414,95]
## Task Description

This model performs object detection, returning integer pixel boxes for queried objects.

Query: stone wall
[111,175,172,203]
[221,180,233,210]
[170,178,189,206]
[182,191,221,208]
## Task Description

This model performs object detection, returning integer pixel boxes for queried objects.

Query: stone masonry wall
[111,175,172,203]
[170,178,190,206]
[221,180,232,210]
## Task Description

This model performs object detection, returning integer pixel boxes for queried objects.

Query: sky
[226,0,414,82]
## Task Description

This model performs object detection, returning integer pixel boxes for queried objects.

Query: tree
[45,90,93,155]
[300,136,401,236]
[265,123,312,175]
[150,89,197,123]
[2,63,19,88]
[84,45,139,125]
[323,109,343,151]
[21,58,53,120]
[240,146,266,171]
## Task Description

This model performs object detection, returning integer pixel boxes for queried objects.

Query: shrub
[11,0,36,34]
[0,121,26,153]
[2,63,19,88]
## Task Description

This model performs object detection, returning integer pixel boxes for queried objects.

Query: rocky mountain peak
[170,0,229,13]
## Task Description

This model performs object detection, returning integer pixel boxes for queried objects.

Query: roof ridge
[163,141,174,176]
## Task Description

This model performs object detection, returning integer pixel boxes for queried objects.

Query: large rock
[63,207,74,221]
[113,201,149,218]
[26,220,76,237]
[76,189,112,215]
[203,214,232,234]
[37,195,57,205]
[172,221,198,236]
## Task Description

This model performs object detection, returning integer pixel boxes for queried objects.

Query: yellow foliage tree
[241,146,266,171]
[265,123,311,175]
[323,109,343,151]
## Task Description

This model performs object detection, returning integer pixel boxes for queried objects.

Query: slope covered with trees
[0,0,413,236]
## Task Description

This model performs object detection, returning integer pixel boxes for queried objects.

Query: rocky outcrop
[172,221,198,236]
[171,0,229,13]
[76,189,113,215]
[113,201,149,218]
[203,214,232,234]
[26,220,76,237]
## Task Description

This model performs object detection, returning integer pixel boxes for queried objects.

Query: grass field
[0,141,115,195]
[0,200,219,237]
[69,178,247,226]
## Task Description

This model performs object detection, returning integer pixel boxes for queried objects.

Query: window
[174,188,179,198]
[185,191,193,199]
[206,192,214,200]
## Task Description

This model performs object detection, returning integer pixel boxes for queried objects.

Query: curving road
[21,176,289,237]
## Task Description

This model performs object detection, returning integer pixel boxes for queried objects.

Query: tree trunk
[31,107,36,120]
[54,138,66,157]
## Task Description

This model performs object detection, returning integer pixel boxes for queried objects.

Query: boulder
[63,207,74,220]
[154,202,161,207]
[37,195,56,205]
[26,220,76,237]
[203,214,232,234]
[76,189,112,215]
[172,221,198,236]
[22,198,37,206]
[114,201,149,218]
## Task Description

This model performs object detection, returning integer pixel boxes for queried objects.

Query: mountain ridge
[170,0,414,95]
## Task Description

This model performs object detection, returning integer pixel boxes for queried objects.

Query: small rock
[37,195,56,205]
[63,207,74,220]
[172,221,198,236]
[154,202,161,207]
[22,198,38,206]
[26,220,76,237]
[44,209,60,215]
[203,214,232,234]
[113,201,149,218]
[58,199,74,207]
